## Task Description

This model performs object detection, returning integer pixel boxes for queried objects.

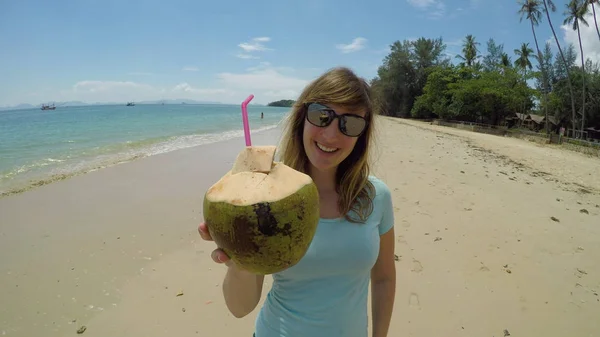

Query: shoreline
[0,126,285,337]
[0,123,284,199]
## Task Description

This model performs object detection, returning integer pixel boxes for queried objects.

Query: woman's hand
[198,222,266,318]
[198,222,232,266]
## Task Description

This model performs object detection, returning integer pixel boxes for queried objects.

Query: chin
[310,161,338,173]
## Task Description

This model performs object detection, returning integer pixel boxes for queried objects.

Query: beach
[1,116,599,337]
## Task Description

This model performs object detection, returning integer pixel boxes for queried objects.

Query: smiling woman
[198,66,397,337]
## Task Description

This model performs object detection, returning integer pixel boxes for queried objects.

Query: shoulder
[367,175,391,199]
[367,175,395,234]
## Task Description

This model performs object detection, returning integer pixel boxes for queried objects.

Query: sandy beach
[1,116,599,337]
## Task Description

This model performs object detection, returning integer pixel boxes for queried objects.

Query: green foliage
[455,35,481,67]
[371,37,449,117]
[483,38,506,72]
[546,65,600,127]
[372,36,539,125]
[446,67,535,124]
[366,0,600,137]
[267,100,295,107]
[369,22,600,133]
[411,66,459,119]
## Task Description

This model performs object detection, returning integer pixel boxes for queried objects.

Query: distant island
[267,99,295,107]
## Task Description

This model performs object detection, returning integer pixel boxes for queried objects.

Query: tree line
[267,100,296,107]
[370,0,600,138]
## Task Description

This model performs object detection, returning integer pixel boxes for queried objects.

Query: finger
[210,249,230,264]
[198,222,213,241]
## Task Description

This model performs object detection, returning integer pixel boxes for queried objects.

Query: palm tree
[455,35,480,67]
[586,0,600,40]
[564,0,590,137]
[518,0,550,133]
[514,43,534,72]
[501,53,512,67]
[541,0,577,135]
[514,43,534,127]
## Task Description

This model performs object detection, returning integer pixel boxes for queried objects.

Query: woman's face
[302,103,366,174]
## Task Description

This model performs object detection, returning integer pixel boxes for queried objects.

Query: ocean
[0,103,290,196]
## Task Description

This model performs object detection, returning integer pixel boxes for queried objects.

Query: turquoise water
[0,104,290,196]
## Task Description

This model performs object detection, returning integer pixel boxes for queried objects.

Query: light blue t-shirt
[254,175,395,337]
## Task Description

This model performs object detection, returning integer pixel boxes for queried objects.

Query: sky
[0,0,599,107]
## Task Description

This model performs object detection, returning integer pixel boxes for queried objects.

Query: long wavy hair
[278,67,376,223]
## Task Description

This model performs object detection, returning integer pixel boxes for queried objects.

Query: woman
[198,67,396,337]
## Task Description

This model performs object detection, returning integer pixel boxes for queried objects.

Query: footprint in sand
[411,259,423,273]
[409,292,421,308]
[402,220,411,228]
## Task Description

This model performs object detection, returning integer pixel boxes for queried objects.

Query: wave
[0,123,281,198]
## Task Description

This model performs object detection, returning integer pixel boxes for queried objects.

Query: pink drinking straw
[241,94,254,146]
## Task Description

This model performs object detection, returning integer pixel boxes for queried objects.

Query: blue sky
[0,0,598,107]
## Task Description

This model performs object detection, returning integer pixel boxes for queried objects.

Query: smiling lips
[315,141,338,153]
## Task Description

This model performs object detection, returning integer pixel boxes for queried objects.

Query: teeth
[316,142,337,153]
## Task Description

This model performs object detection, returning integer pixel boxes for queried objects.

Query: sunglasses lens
[307,105,332,127]
[340,116,367,137]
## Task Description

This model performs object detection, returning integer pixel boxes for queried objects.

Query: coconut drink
[202,95,320,275]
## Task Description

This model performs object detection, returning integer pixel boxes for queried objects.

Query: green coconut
[203,145,320,275]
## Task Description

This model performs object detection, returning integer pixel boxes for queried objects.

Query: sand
[1,116,599,337]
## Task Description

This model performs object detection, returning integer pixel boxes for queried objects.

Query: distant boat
[126,102,135,106]
[41,103,56,110]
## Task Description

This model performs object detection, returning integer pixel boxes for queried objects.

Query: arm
[222,263,265,318]
[370,227,396,337]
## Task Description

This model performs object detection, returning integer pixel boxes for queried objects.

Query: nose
[320,118,341,139]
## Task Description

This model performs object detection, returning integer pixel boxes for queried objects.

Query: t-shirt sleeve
[377,180,395,236]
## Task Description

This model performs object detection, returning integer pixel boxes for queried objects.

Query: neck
[308,165,337,194]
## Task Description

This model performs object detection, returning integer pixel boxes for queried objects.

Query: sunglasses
[305,103,368,137]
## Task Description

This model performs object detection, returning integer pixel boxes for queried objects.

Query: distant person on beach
[198,67,396,337]
[261,112,264,119]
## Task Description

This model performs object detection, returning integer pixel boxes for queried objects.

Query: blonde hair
[279,67,376,223]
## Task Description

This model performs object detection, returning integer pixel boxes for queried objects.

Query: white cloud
[238,43,267,52]
[431,2,446,19]
[406,0,437,9]
[182,66,199,72]
[446,38,463,47]
[238,37,273,52]
[407,0,446,19]
[59,80,236,103]
[171,83,231,95]
[236,54,259,59]
[73,81,153,93]
[336,37,368,54]
[67,81,160,102]
[45,64,309,105]
[561,4,600,64]
[262,89,301,98]
[217,66,308,94]
[246,62,296,74]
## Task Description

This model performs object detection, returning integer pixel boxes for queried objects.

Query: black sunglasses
[304,102,367,137]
